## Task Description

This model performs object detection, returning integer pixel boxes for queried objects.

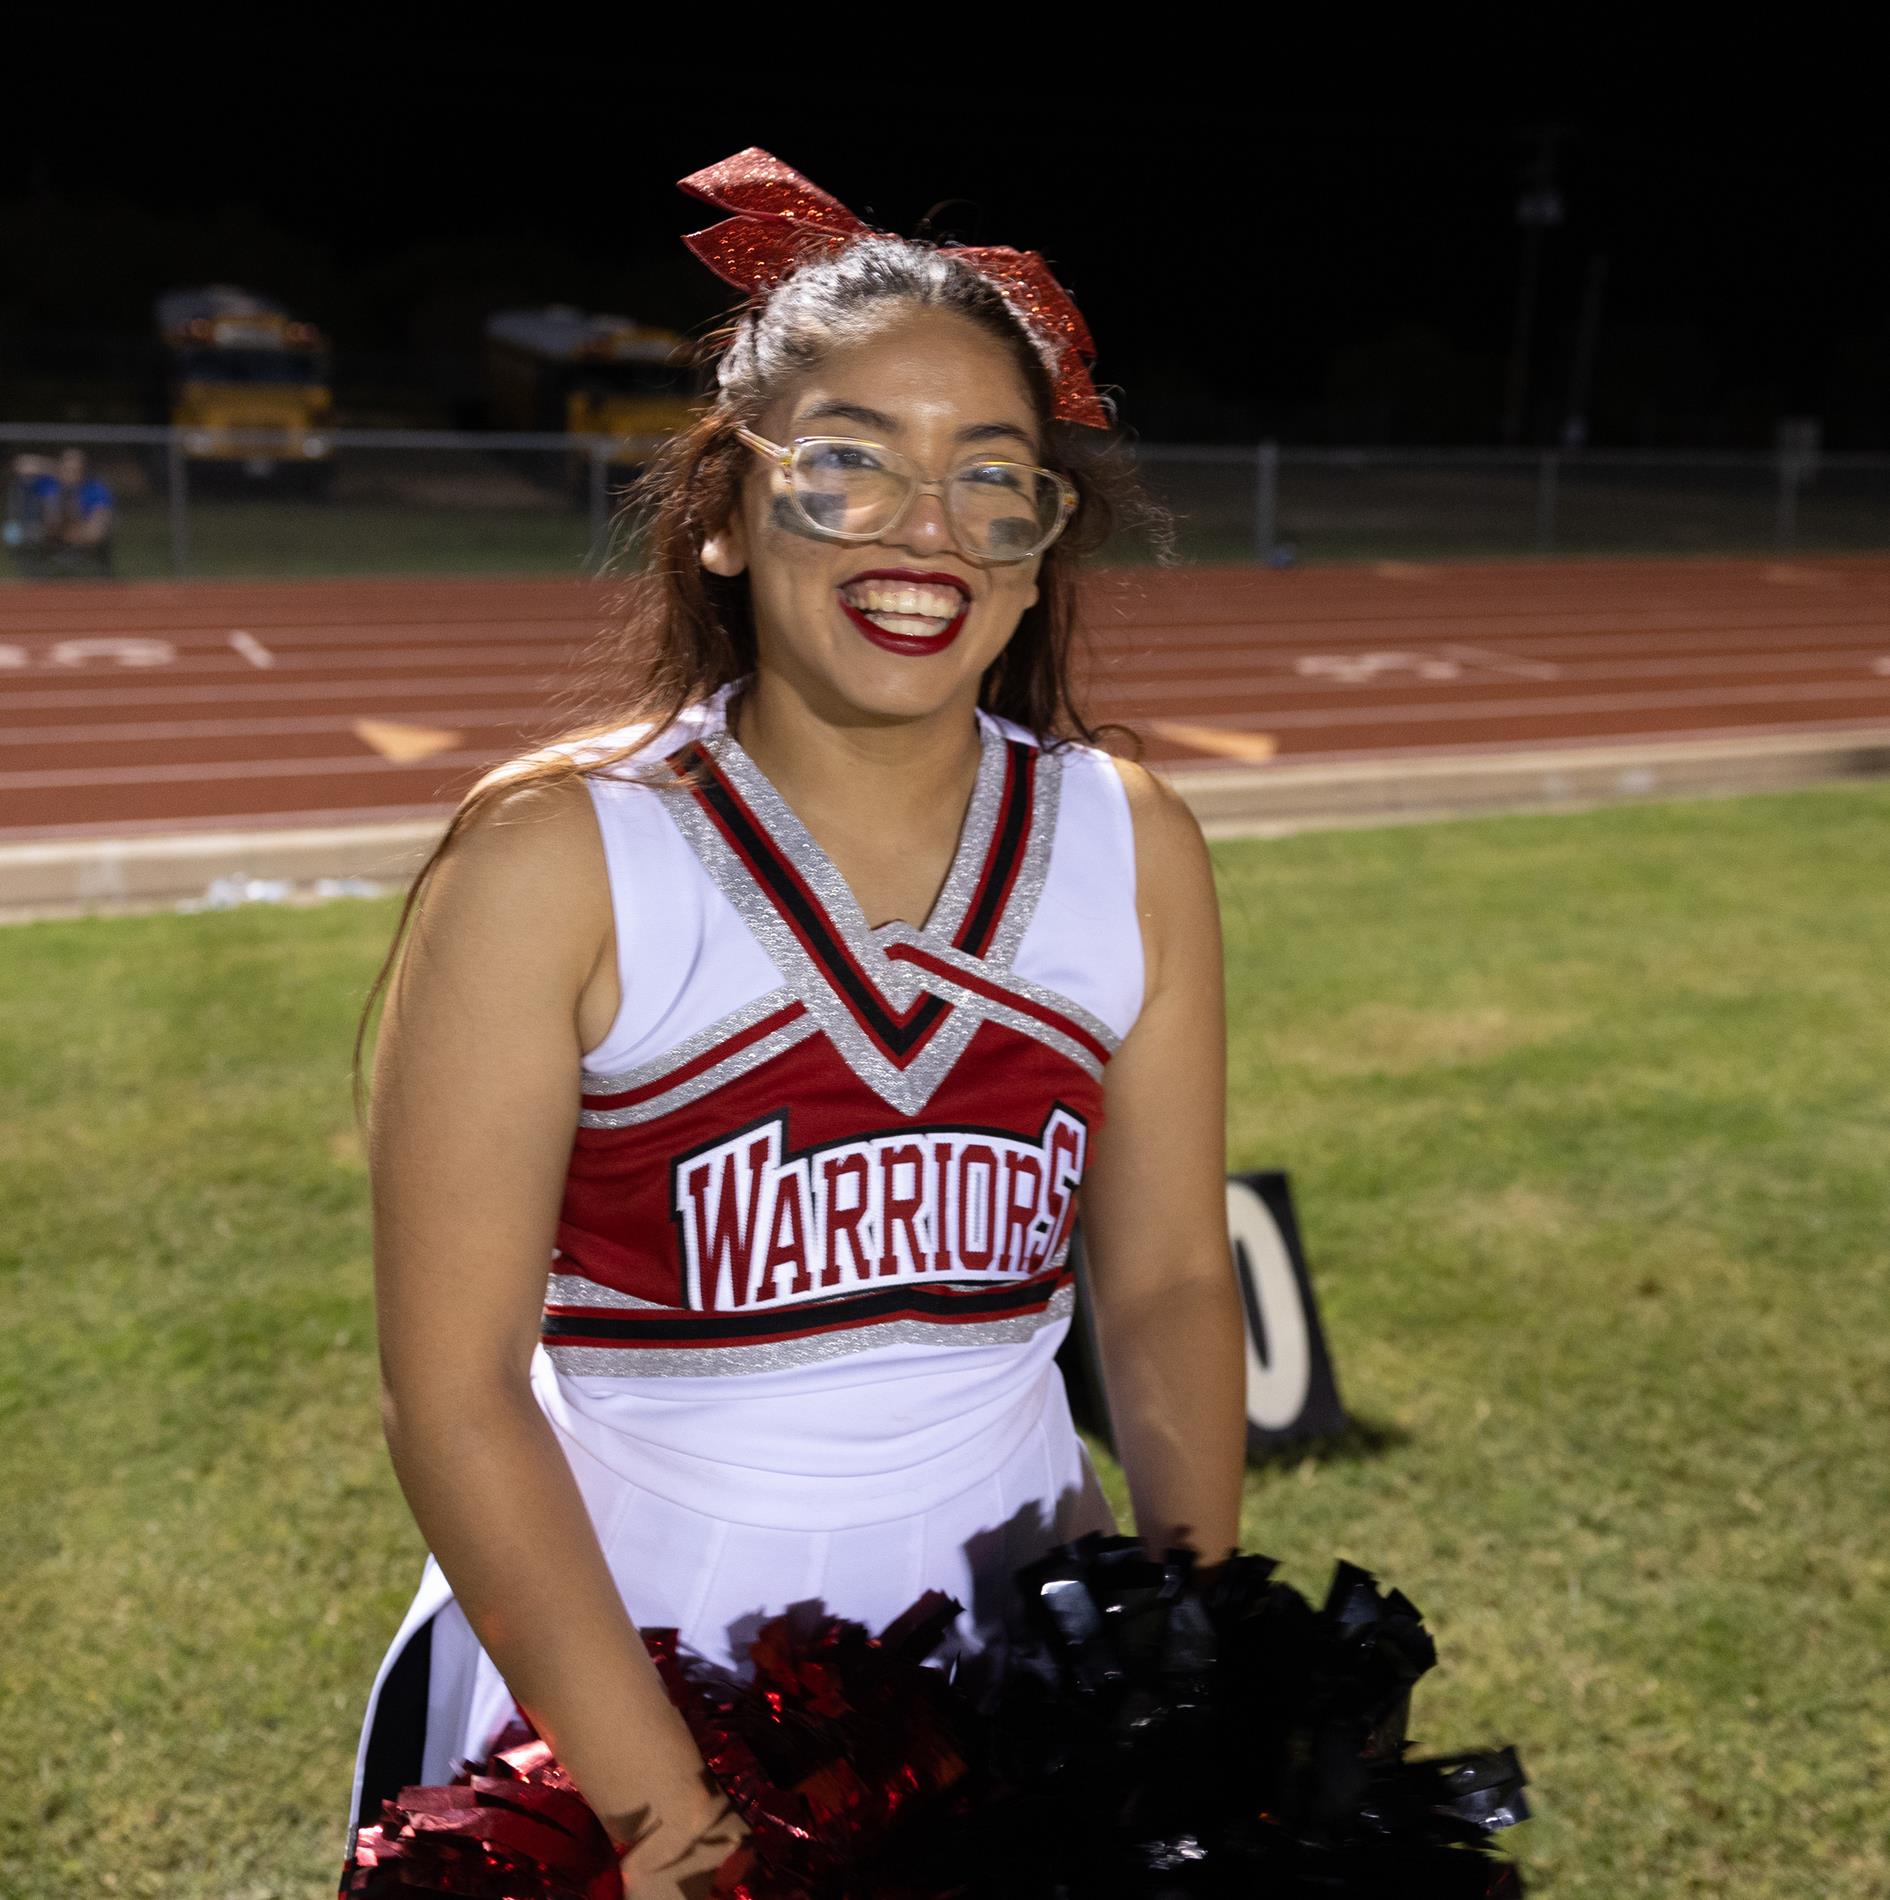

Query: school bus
[154,286,334,489]
[482,308,696,469]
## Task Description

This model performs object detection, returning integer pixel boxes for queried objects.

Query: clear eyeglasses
[735,427,1078,565]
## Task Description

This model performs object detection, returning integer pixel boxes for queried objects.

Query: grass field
[2,782,1886,1897]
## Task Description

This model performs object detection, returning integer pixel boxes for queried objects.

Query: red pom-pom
[342,1725,629,1899]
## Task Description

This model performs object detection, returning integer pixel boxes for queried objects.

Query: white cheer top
[344,677,1144,1853]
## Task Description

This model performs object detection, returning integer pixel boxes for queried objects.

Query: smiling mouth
[835,571,971,653]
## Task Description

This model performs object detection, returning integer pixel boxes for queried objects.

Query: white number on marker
[1225,1180,1313,1431]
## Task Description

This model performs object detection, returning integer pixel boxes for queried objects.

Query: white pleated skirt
[342,1329,1116,1856]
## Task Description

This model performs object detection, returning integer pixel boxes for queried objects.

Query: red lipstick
[835,567,972,658]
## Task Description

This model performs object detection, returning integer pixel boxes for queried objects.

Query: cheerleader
[340,149,1247,1896]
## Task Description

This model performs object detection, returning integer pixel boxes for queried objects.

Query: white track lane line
[1085,612,1890,653]
[8,681,1889,791]
[2,639,582,673]
[1089,624,1890,660]
[1084,647,1889,692]
[1,800,468,841]
[1084,677,1890,731]
[10,629,1880,711]
[17,713,1890,829]
[1092,641,1890,676]
[1084,664,1890,713]
[0,647,582,698]
[1201,713,1890,766]
[0,750,504,791]
[228,630,275,668]
[0,709,538,747]
[8,654,1879,746]
[11,652,1883,739]
[0,674,566,711]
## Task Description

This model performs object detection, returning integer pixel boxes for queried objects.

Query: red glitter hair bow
[677,147,1110,430]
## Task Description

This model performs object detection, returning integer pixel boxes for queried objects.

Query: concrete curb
[1166,727,1890,837]
[0,820,445,920]
[4,727,1889,921]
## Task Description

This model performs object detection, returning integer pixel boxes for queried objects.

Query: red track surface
[3,556,1888,841]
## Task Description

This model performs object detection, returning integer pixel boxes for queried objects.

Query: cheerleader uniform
[342,678,1145,1856]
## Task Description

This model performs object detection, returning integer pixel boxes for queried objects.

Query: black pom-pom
[943,1531,1531,1897]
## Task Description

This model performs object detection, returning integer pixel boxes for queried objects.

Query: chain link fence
[6,423,1887,580]
[1129,444,1890,564]
[0,424,650,581]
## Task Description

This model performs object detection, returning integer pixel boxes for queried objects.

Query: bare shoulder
[412,765,612,991]
[1103,751,1220,994]
[1106,753,1214,892]
[449,763,607,889]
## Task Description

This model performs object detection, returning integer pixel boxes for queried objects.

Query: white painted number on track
[1435,643,1564,679]
[1297,651,1465,684]
[49,638,177,668]
[229,629,275,668]
[1297,645,1563,685]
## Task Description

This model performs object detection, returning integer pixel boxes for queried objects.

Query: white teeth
[840,579,964,619]
[865,611,950,637]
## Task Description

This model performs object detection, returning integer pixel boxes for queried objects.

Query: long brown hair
[351,234,1167,1123]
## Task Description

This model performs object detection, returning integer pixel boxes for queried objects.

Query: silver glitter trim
[708,701,1007,953]
[656,699,1106,1117]
[662,787,985,1116]
[573,988,824,1117]
[581,985,801,1095]
[860,949,1107,1081]
[542,1279,1074,1378]
[984,744,1061,971]
[578,1014,822,1128]
[906,716,1008,945]
[874,924,1123,1059]
[546,1271,672,1310]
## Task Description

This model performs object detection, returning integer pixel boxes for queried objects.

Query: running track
[3,555,1888,840]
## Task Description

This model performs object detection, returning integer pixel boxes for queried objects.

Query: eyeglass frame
[733,426,1078,565]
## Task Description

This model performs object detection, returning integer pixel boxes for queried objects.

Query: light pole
[1562,252,1609,449]
[1502,126,1565,446]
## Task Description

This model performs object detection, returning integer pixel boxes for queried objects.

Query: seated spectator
[49,448,116,577]
[3,454,59,574]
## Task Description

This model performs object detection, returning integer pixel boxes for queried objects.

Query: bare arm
[367,774,723,1858]
[1075,761,1246,1569]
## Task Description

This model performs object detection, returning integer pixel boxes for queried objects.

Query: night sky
[8,70,1885,447]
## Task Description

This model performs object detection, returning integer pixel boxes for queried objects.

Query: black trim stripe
[673,737,1034,1064]
[687,747,944,1054]
[352,1611,434,1831]
[956,740,1034,958]
[544,1267,1068,1346]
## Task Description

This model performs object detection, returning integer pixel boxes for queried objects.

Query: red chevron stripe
[883,942,1114,1066]
[582,998,808,1109]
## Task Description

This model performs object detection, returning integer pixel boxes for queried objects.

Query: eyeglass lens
[793,441,1061,559]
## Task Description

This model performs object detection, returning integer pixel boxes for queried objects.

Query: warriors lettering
[672,1107,1087,1311]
